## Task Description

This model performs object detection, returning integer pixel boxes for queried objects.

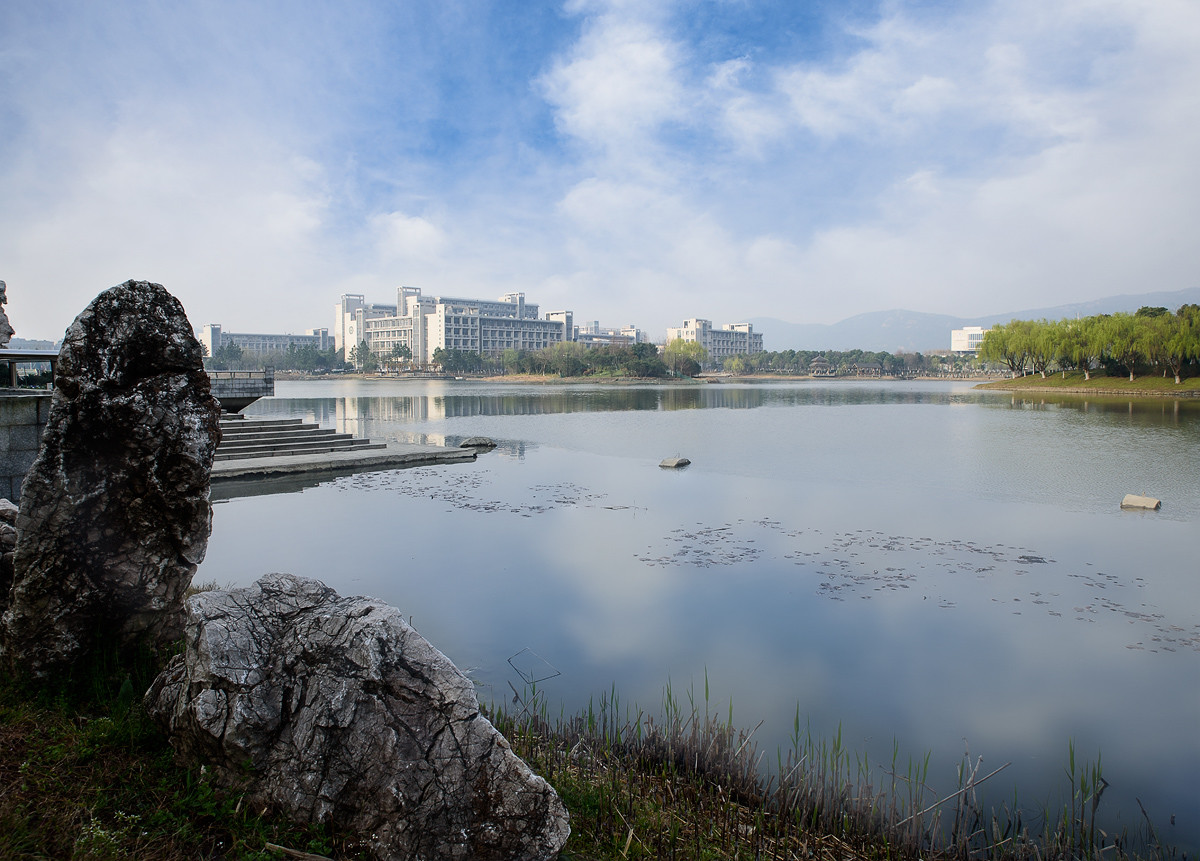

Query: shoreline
[976,374,1200,398]
[273,371,1006,385]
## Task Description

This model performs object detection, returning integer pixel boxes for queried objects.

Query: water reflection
[211,380,1199,850]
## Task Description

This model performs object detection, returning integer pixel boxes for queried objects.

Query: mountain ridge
[746,286,1200,353]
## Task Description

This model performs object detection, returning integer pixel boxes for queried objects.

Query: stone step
[220,417,308,432]
[217,434,371,454]
[220,427,332,443]
[214,416,385,462]
[214,440,387,462]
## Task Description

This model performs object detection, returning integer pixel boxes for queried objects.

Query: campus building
[575,321,649,348]
[199,324,331,358]
[950,326,989,354]
[334,288,574,366]
[665,318,764,363]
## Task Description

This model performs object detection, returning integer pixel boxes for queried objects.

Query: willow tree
[663,338,709,376]
[1058,317,1104,380]
[1163,305,1200,384]
[1102,313,1142,382]
[979,321,1028,377]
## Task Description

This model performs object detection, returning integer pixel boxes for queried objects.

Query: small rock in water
[1120,494,1161,511]
[460,436,497,449]
[659,456,691,469]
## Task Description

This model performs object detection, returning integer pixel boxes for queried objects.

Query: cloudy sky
[3,0,1199,342]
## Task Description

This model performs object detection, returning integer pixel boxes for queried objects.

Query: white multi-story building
[335,288,574,366]
[665,318,764,363]
[575,321,649,347]
[950,326,989,354]
[200,324,331,357]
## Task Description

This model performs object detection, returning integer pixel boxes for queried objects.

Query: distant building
[808,355,834,376]
[575,321,648,348]
[950,326,989,354]
[200,324,331,358]
[665,318,764,363]
[334,287,573,366]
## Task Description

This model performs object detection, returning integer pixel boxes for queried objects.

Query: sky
[3,0,1199,342]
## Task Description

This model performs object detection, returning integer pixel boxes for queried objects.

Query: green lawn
[977,371,1200,395]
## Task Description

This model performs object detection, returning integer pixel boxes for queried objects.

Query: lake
[200,378,1200,849]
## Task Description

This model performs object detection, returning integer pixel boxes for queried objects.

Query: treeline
[980,305,1200,383]
[715,349,974,376]
[434,342,672,377]
[205,343,346,372]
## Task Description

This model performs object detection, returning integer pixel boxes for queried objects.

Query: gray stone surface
[146,573,569,861]
[0,394,51,501]
[0,498,15,617]
[0,281,221,678]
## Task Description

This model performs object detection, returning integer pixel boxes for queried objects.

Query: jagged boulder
[145,573,570,861]
[0,280,221,678]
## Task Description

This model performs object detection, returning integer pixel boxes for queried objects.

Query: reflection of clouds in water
[337,464,1200,656]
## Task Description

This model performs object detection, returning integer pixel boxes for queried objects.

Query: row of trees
[979,305,1200,383]
[431,341,679,378]
[713,349,978,377]
[205,342,347,372]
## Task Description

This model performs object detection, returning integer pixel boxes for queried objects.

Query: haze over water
[202,379,1200,849]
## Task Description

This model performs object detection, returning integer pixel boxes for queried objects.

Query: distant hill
[747,286,1200,353]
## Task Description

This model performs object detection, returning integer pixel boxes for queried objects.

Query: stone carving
[0,280,14,347]
[146,573,570,861]
[0,280,221,678]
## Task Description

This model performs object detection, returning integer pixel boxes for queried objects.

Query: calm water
[202,379,1200,848]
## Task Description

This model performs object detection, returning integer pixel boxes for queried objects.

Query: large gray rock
[0,280,221,678]
[146,573,569,861]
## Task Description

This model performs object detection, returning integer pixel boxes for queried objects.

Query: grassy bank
[0,660,352,860]
[977,371,1200,396]
[2,665,1181,860]
[488,683,1178,861]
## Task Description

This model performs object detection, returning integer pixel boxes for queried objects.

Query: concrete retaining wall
[0,393,51,502]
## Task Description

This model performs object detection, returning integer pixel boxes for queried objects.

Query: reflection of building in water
[335,396,444,433]
[335,288,573,366]
[666,318,764,362]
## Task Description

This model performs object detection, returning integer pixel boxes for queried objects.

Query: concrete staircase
[216,415,387,462]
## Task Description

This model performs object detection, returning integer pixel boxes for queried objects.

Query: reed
[488,681,1176,861]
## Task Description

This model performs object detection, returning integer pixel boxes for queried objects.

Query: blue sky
[3,0,1199,342]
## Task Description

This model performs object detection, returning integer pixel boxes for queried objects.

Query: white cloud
[5,0,1200,341]
[371,211,450,263]
[538,8,689,171]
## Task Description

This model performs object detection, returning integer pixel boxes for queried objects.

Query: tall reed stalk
[487,680,1170,861]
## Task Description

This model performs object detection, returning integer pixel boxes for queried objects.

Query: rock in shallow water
[0,280,221,678]
[145,572,570,861]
